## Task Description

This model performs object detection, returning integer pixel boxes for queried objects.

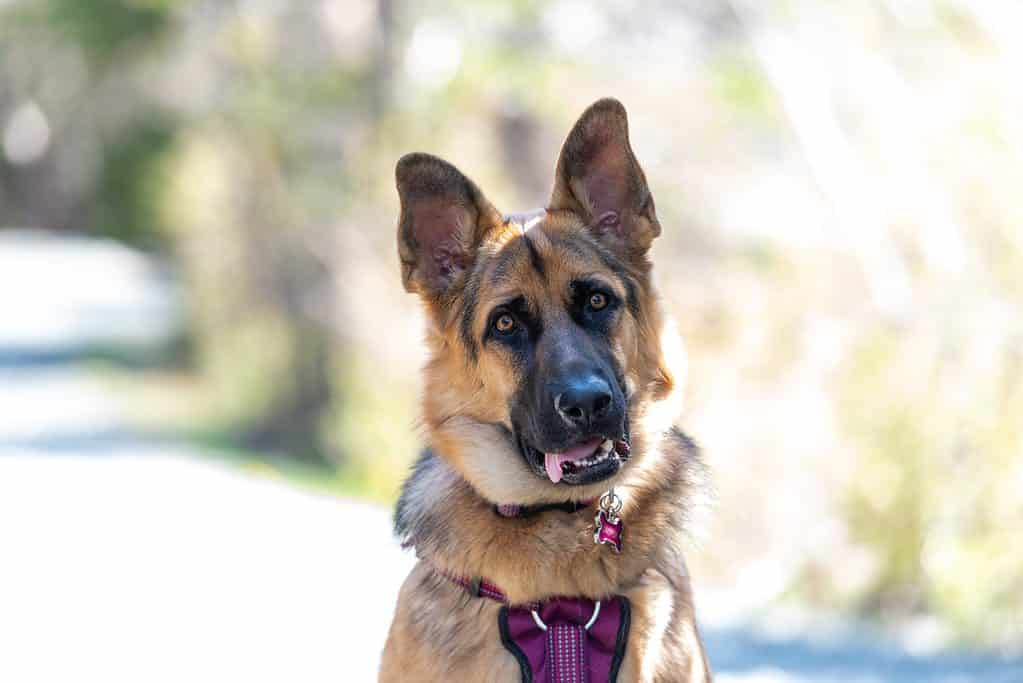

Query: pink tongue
[544,438,602,484]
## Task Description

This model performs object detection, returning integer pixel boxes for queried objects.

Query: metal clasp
[529,600,602,632]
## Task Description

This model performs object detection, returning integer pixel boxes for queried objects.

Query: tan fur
[381,99,711,681]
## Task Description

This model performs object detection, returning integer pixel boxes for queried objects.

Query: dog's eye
[494,313,516,334]
[588,292,609,311]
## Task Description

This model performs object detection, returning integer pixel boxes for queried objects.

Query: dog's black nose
[556,375,613,428]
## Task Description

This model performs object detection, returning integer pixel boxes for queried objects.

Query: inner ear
[548,98,660,252]
[396,153,502,297]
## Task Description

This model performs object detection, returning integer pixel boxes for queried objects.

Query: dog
[380,98,710,682]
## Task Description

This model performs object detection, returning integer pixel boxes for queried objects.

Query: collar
[399,497,597,550]
[494,498,596,518]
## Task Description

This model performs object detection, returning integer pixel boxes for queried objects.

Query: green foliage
[841,324,1023,646]
[91,114,179,249]
[36,0,177,64]
[712,52,772,116]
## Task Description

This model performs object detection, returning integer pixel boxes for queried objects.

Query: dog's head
[395,99,683,504]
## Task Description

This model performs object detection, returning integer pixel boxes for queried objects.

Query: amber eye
[588,292,608,311]
[494,313,516,334]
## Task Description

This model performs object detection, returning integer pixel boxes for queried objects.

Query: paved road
[0,231,1019,682]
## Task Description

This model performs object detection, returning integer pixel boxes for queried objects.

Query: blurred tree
[93,113,179,248]
[0,0,180,242]
[39,0,176,65]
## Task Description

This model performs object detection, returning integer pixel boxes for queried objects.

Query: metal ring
[530,601,602,632]
[530,609,548,631]
[584,600,602,630]
[599,491,623,515]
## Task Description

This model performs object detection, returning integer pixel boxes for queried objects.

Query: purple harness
[446,573,631,682]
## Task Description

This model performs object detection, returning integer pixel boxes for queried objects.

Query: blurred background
[1,1,1021,681]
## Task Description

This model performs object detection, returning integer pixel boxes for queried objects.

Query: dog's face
[395,99,679,504]
[470,210,634,488]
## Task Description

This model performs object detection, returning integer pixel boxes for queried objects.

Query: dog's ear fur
[396,153,503,296]
[548,98,660,253]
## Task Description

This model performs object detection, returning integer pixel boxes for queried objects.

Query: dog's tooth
[570,444,617,471]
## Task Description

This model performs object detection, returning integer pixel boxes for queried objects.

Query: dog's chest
[401,566,683,682]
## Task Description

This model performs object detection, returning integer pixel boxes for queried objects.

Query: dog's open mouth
[519,435,628,485]
[544,437,614,483]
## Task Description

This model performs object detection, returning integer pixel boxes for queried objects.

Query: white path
[0,231,1019,682]
[0,454,413,683]
[0,231,414,682]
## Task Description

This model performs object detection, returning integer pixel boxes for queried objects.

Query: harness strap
[434,567,631,682]
[445,572,508,603]
[499,596,631,683]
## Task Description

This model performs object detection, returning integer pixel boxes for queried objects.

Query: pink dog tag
[593,488,624,552]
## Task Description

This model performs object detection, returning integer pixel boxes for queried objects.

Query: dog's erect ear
[548,98,660,253]
[396,153,503,296]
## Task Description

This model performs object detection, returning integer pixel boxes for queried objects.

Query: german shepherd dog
[380,99,710,681]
